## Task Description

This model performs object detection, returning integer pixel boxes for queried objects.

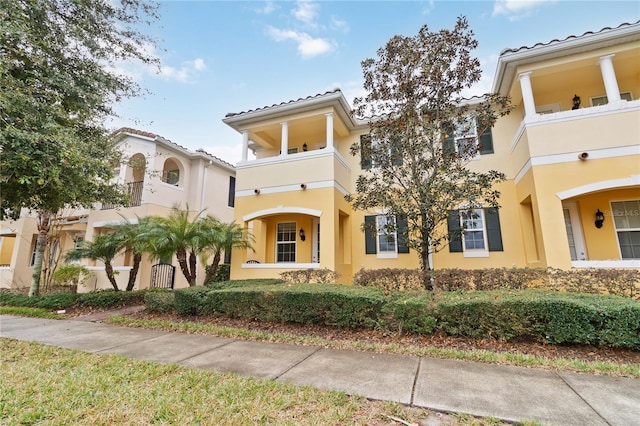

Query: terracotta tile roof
[224,88,342,118]
[500,20,640,56]
[113,127,235,170]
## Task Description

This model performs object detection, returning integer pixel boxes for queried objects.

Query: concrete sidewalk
[1,314,638,425]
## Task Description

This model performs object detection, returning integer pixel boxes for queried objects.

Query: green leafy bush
[51,264,93,289]
[353,268,426,293]
[174,286,213,316]
[207,279,283,290]
[213,264,230,282]
[280,268,340,284]
[144,290,176,313]
[77,290,147,308]
[0,292,81,310]
[386,296,437,334]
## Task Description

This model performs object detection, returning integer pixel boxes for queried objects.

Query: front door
[562,202,587,261]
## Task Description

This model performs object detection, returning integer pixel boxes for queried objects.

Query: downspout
[199,161,211,212]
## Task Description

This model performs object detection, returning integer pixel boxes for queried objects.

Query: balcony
[101,181,144,210]
[510,99,640,175]
[235,146,351,195]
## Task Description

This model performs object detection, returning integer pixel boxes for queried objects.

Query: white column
[598,54,621,103]
[325,113,334,149]
[241,130,249,162]
[280,121,288,156]
[518,72,537,118]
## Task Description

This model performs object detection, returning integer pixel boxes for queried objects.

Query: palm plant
[65,233,124,290]
[112,217,151,291]
[199,217,253,285]
[141,206,205,286]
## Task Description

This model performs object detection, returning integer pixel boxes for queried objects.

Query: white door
[562,202,587,261]
[312,218,320,263]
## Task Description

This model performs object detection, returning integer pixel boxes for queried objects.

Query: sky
[110,0,640,164]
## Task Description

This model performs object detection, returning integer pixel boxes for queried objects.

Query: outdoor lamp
[303,143,308,152]
[595,209,605,228]
[572,94,581,110]
[299,228,306,241]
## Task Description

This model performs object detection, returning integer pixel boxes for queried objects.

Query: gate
[150,263,175,289]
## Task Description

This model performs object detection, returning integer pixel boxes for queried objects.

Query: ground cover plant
[1,339,510,426]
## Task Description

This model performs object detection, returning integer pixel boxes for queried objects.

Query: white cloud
[421,0,435,15]
[492,0,556,21]
[330,16,349,33]
[267,27,334,58]
[254,0,277,15]
[158,58,207,83]
[292,1,320,27]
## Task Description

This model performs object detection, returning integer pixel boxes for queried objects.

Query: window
[611,200,640,259]
[443,118,494,157]
[590,92,633,106]
[447,208,503,255]
[360,134,373,169]
[377,215,397,254]
[364,215,409,256]
[29,235,38,266]
[287,147,298,154]
[162,159,181,186]
[360,134,403,170]
[228,176,236,207]
[276,222,296,262]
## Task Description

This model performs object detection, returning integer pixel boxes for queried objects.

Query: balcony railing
[101,181,143,210]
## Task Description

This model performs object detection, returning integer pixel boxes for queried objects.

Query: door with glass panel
[562,202,586,261]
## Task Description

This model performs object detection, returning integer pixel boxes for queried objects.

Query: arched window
[162,158,181,186]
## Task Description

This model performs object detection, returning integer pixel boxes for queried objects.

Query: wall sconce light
[572,94,581,110]
[254,189,260,195]
[595,209,605,228]
[300,183,307,190]
[303,143,308,152]
[299,228,306,241]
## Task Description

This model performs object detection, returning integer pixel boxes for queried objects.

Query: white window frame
[453,118,480,159]
[610,199,640,259]
[459,208,489,258]
[376,215,398,259]
[276,222,297,263]
[590,91,633,107]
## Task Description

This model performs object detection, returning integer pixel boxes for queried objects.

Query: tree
[112,217,151,291]
[142,206,206,287]
[0,0,160,296]
[65,234,123,291]
[199,218,253,285]
[348,17,511,276]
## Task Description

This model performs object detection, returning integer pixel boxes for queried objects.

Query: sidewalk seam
[173,338,238,363]
[410,357,422,406]
[273,346,323,380]
[555,372,612,426]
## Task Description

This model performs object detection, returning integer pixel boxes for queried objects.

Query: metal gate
[150,263,175,289]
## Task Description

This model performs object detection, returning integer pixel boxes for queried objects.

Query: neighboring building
[0,128,236,291]
[224,21,640,284]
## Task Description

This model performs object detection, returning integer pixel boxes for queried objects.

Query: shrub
[174,286,212,316]
[353,268,426,293]
[51,264,93,289]
[144,290,175,313]
[280,268,340,284]
[77,290,147,309]
[547,268,639,300]
[386,296,437,335]
[0,292,81,310]
[213,264,230,282]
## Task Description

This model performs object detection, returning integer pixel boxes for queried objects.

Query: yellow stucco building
[224,21,640,283]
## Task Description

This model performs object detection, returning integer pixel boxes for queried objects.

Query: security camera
[578,152,589,160]
[254,189,260,194]
[300,183,307,190]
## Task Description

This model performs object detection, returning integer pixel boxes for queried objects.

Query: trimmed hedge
[0,290,147,311]
[354,267,639,299]
[144,290,175,313]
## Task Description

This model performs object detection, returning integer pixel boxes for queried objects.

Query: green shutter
[397,215,409,253]
[360,134,372,169]
[447,210,463,252]
[478,120,494,155]
[484,207,503,251]
[364,215,377,254]
[391,136,403,166]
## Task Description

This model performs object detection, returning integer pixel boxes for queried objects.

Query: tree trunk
[188,251,197,286]
[176,248,193,286]
[29,212,51,297]
[203,251,221,285]
[104,261,119,291]
[126,253,142,291]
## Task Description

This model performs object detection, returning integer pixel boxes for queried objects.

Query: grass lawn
[0,338,511,425]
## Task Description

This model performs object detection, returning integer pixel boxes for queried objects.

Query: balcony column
[280,121,288,156]
[325,113,334,149]
[241,130,249,162]
[518,72,537,118]
[598,54,621,103]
